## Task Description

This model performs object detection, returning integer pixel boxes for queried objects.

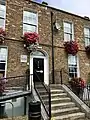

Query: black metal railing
[0,73,33,92]
[0,73,33,119]
[34,70,51,119]
[56,68,90,107]
[54,68,69,84]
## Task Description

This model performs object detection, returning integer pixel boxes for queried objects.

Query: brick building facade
[0,0,90,85]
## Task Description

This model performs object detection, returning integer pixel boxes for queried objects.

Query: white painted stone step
[52,112,85,120]
[51,93,67,97]
[41,93,67,98]
[50,84,62,87]
[51,102,75,108]
[38,89,64,94]
[43,97,71,105]
[52,107,79,114]
[51,89,64,92]
[51,97,71,101]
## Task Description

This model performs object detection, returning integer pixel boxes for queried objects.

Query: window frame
[68,54,80,79]
[0,46,8,78]
[84,27,90,47]
[63,21,74,42]
[0,1,6,29]
[23,10,38,34]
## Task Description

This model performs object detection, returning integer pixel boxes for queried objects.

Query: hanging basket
[23,32,40,52]
[64,41,79,55]
[24,42,39,52]
[0,28,6,45]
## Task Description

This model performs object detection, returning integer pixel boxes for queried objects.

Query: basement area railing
[34,70,51,120]
[55,68,90,107]
[0,73,33,119]
[0,73,32,92]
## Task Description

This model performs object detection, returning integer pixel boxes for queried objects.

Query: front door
[33,58,44,82]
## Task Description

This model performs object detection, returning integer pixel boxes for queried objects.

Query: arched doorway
[30,50,49,85]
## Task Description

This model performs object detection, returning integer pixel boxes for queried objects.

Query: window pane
[0,48,7,61]
[0,48,7,55]
[84,28,89,36]
[68,55,76,65]
[64,22,71,28]
[68,55,78,78]
[0,54,6,61]
[23,11,37,25]
[23,24,36,33]
[64,27,71,33]
[32,51,45,56]
[0,19,5,28]
[64,33,72,41]
[0,4,6,18]
[69,73,74,78]
[85,38,90,46]
[64,22,72,33]
[0,63,5,70]
[0,0,6,5]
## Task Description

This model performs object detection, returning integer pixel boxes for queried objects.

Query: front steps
[35,84,89,120]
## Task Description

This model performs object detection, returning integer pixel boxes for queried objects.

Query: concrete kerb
[62,84,90,118]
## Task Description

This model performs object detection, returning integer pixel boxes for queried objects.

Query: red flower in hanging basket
[0,28,6,44]
[0,28,6,37]
[64,41,79,55]
[24,32,39,44]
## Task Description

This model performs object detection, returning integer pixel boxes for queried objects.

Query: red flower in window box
[64,41,79,55]
[69,77,85,96]
[0,28,6,44]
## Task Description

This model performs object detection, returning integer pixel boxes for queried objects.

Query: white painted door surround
[30,50,49,85]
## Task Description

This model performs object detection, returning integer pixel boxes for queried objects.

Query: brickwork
[3,0,90,85]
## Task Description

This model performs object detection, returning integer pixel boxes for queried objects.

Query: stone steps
[51,107,80,116]
[51,102,76,110]
[52,112,85,120]
[43,97,71,105]
[38,89,64,95]
[35,83,87,120]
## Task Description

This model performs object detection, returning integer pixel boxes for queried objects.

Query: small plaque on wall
[21,55,27,63]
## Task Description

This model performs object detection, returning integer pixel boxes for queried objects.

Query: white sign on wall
[21,55,27,63]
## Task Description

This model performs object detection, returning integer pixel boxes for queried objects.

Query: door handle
[36,70,43,73]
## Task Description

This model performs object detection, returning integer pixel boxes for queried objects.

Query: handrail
[34,70,49,93]
[34,70,51,119]
[0,74,27,81]
[57,68,90,107]
[34,86,49,116]
[55,68,69,84]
